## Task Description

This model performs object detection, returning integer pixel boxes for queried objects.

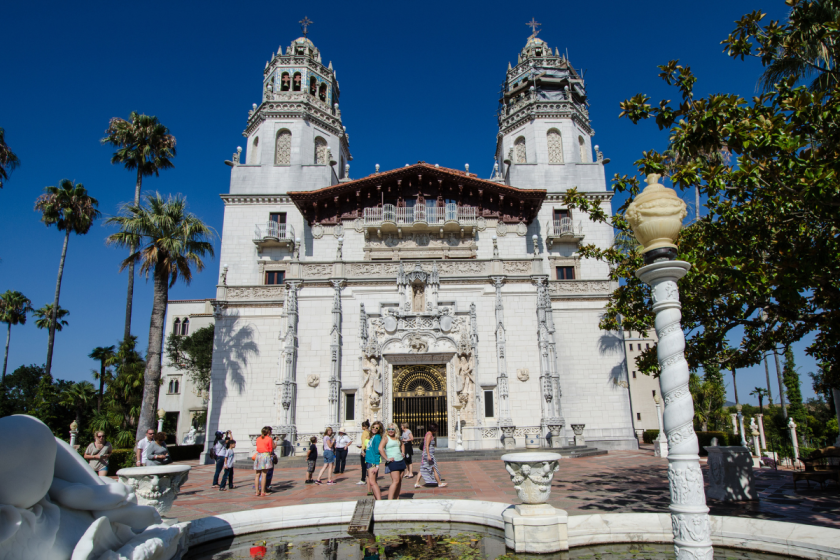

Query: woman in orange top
[253,426,275,496]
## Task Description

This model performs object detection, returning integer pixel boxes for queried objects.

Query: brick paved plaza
[166,447,840,529]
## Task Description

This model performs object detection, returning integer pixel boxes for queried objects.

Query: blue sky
[1,1,817,405]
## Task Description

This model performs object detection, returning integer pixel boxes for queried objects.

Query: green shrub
[695,431,730,455]
[105,449,136,474]
[643,430,660,444]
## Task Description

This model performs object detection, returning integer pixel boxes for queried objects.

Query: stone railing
[548,280,612,296]
[224,285,286,301]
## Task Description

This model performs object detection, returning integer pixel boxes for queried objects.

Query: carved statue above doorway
[412,284,425,312]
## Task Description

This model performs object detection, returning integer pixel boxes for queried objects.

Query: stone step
[234,446,606,469]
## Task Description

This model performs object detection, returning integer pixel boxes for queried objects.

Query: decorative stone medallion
[383,316,398,333]
[307,374,320,388]
[476,217,487,231]
[516,222,528,236]
[333,223,345,238]
[439,315,453,332]
[496,222,508,237]
[311,224,325,239]
[501,452,561,504]
[516,368,529,382]
[353,218,364,233]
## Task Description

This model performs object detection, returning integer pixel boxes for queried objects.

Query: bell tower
[235,19,352,193]
[495,21,606,192]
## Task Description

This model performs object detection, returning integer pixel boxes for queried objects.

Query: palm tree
[102,113,176,341]
[758,1,840,93]
[0,127,20,188]
[106,193,213,439]
[750,387,768,411]
[35,180,101,377]
[59,381,96,434]
[34,304,69,331]
[89,346,115,412]
[0,290,33,382]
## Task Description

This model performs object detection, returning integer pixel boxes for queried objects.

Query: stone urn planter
[117,465,191,516]
[501,452,561,504]
[501,452,567,553]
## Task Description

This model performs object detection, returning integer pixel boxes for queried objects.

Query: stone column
[730,413,739,435]
[69,421,78,448]
[469,302,482,428]
[654,396,669,458]
[534,277,564,440]
[279,281,301,446]
[492,277,515,447]
[328,280,344,431]
[788,418,799,462]
[751,430,761,458]
[755,414,766,450]
[636,261,712,560]
[571,424,585,447]
[547,423,564,449]
[157,409,165,434]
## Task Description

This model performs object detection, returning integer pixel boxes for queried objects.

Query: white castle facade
[193,32,638,458]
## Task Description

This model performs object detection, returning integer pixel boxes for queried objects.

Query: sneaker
[305,480,313,484]
[327,481,336,485]
[356,481,366,485]
[314,480,322,485]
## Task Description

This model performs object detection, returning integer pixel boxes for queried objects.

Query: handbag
[271,453,278,465]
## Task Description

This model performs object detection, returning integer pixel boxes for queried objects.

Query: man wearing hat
[334,429,352,474]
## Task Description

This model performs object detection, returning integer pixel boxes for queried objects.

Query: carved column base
[547,422,565,449]
[501,424,517,450]
[275,425,297,457]
[571,424,585,447]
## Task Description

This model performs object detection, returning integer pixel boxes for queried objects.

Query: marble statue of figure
[183,426,197,445]
[454,354,475,397]
[369,392,381,408]
[0,415,187,560]
[363,357,383,395]
[412,284,425,312]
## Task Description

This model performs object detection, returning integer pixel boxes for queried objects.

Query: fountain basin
[501,452,561,504]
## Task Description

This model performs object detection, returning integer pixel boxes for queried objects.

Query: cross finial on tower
[300,16,313,37]
[526,18,541,38]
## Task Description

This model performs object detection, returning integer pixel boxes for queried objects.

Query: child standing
[305,436,318,484]
[219,439,236,490]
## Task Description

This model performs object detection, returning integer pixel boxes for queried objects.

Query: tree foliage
[165,324,214,393]
[563,2,840,388]
[34,303,69,331]
[0,127,20,188]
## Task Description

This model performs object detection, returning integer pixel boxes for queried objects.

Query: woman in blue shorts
[315,427,336,484]
[365,421,384,500]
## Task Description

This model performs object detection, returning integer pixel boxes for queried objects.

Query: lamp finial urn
[625,174,687,263]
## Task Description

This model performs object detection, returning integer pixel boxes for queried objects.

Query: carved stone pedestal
[571,424,585,447]
[705,446,757,501]
[547,424,564,448]
[501,425,516,450]
[501,452,567,553]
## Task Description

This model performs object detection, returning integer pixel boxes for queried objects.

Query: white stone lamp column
[628,173,712,560]
[751,429,761,459]
[69,421,78,448]
[755,413,767,450]
[736,405,747,447]
[653,395,669,458]
[730,413,739,435]
[157,409,166,434]
[453,399,465,451]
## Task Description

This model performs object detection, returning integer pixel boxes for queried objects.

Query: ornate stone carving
[302,263,332,278]
[496,222,508,236]
[516,368,529,382]
[307,374,320,388]
[548,280,612,295]
[406,333,428,353]
[476,217,487,230]
[502,453,561,504]
[225,286,286,301]
[353,218,364,232]
[333,223,344,238]
[117,465,191,516]
[503,260,531,274]
[516,222,528,236]
[668,463,705,506]
[311,223,325,239]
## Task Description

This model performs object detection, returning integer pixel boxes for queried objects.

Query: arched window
[280,72,290,91]
[249,136,260,164]
[309,76,317,95]
[168,379,180,394]
[514,136,527,164]
[319,83,327,102]
[275,129,291,165]
[578,135,588,163]
[314,136,328,165]
[173,318,181,336]
[547,129,563,163]
[292,72,302,91]
[181,318,189,336]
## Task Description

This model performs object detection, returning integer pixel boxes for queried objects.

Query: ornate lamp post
[157,409,166,434]
[453,398,465,451]
[653,395,668,458]
[69,420,78,448]
[627,173,712,560]
[736,404,747,447]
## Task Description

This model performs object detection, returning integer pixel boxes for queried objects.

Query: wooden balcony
[362,203,477,237]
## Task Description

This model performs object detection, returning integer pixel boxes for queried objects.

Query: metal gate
[392,365,448,445]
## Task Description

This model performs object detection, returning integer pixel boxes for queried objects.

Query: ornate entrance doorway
[392,365,448,444]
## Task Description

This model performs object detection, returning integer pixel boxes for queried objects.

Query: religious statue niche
[412,283,425,312]
[452,329,477,429]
